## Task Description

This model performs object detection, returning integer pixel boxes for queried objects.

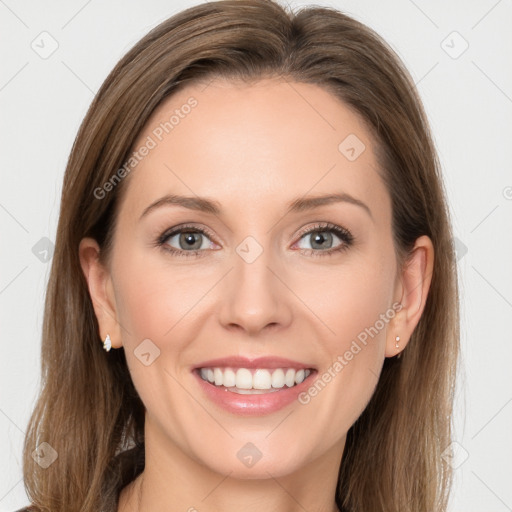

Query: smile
[198,367,313,394]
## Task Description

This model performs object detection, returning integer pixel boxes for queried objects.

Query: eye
[156,224,217,258]
[154,222,354,259]
[294,222,354,257]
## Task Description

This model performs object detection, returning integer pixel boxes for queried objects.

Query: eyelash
[155,222,354,259]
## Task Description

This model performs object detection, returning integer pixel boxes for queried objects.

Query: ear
[385,235,434,357]
[79,237,123,349]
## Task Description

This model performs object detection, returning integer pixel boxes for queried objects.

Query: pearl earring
[103,334,112,352]
[395,335,402,359]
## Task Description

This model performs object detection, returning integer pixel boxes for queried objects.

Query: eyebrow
[139,192,373,221]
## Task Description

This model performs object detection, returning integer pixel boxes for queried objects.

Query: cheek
[110,252,204,419]
[297,257,395,349]
[292,255,395,413]
[112,248,207,344]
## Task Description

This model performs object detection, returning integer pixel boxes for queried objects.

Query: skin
[79,77,434,512]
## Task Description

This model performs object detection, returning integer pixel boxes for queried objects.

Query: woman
[17,0,459,510]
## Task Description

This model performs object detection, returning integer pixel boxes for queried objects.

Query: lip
[192,366,317,416]
[193,355,315,370]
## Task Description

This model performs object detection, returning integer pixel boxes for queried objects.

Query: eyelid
[157,223,218,246]
[294,221,353,242]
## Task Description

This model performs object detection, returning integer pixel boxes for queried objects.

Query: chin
[198,445,308,480]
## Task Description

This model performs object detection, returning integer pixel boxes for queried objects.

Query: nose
[217,241,293,336]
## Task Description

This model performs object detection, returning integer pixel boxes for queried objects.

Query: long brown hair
[21,1,459,510]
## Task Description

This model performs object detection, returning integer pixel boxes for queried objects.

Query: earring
[103,334,112,352]
[395,335,402,359]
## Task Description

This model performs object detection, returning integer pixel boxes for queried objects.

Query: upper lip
[193,356,316,370]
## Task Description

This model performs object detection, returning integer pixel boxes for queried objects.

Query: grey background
[1,0,511,510]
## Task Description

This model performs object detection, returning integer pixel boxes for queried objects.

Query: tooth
[285,369,295,387]
[271,369,285,388]
[199,367,313,389]
[235,368,253,389]
[253,369,272,390]
[214,368,223,386]
[295,369,305,384]
[223,368,236,387]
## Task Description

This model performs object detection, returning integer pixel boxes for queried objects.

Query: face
[87,77,406,479]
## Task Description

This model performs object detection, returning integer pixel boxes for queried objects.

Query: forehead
[119,77,388,221]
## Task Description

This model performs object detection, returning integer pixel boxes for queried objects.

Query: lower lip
[193,369,316,416]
